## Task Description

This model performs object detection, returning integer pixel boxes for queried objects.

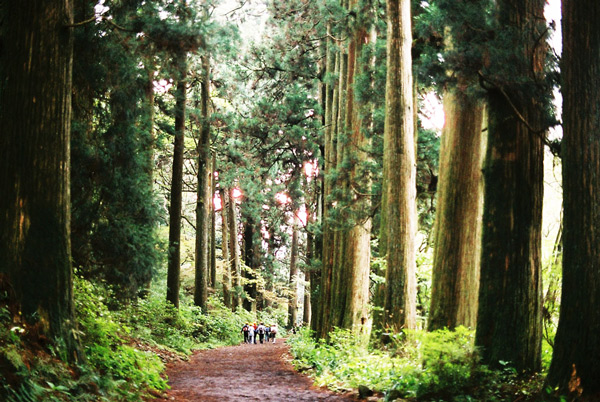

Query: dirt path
[164,339,356,401]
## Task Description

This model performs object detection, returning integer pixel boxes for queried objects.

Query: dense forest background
[1,0,600,400]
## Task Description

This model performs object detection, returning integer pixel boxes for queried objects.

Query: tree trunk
[428,87,485,331]
[194,55,211,311]
[311,184,322,331]
[545,0,600,396]
[242,217,257,312]
[475,0,545,373]
[228,189,242,311]
[0,0,81,361]
[220,189,231,308]
[316,38,343,339]
[210,154,217,289]
[166,56,187,309]
[303,230,313,326]
[328,18,350,334]
[328,0,374,333]
[381,0,417,332]
[288,219,300,329]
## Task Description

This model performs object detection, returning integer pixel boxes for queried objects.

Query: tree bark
[328,0,374,333]
[381,0,418,332]
[210,154,217,289]
[242,217,258,312]
[303,229,313,326]
[315,48,340,338]
[228,189,242,311]
[166,57,187,309]
[475,0,545,373]
[545,0,600,396]
[288,219,300,329]
[0,0,81,361]
[194,55,211,311]
[220,189,231,308]
[428,87,485,331]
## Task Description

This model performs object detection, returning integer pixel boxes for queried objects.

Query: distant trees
[0,0,80,360]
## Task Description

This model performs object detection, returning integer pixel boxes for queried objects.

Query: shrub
[288,326,539,401]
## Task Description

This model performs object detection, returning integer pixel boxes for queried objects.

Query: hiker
[241,323,249,343]
[270,324,278,343]
[257,323,266,344]
[252,322,258,344]
[247,324,255,344]
[264,324,271,342]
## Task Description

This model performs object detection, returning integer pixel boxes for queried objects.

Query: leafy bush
[414,326,479,397]
[75,276,169,400]
[288,326,543,401]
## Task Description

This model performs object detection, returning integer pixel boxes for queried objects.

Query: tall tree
[228,188,243,311]
[380,0,417,332]
[0,0,80,360]
[242,212,261,312]
[313,33,335,336]
[428,84,485,331]
[326,0,374,334]
[194,54,211,311]
[288,218,300,328]
[315,47,340,338]
[166,53,188,309]
[475,0,546,372]
[220,188,232,308]
[545,0,600,396]
[71,1,161,300]
[303,215,314,326]
[210,154,218,288]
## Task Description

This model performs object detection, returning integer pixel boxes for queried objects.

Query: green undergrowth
[288,326,545,401]
[0,276,280,401]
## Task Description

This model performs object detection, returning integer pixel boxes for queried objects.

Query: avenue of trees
[2,0,600,399]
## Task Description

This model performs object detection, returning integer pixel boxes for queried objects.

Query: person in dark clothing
[257,323,266,344]
[241,323,249,343]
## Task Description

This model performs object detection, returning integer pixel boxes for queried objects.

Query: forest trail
[164,339,357,401]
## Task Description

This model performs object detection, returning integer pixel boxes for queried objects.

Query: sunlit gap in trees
[212,179,243,212]
[420,92,444,131]
[154,78,173,95]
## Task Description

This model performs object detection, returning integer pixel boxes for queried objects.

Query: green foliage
[119,294,261,352]
[71,0,164,301]
[1,279,166,402]
[416,126,441,235]
[416,250,434,321]
[289,326,544,401]
[1,270,279,402]
[75,276,168,400]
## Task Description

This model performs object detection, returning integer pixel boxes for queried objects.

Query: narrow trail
[164,339,357,401]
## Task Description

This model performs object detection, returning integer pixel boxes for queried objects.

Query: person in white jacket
[270,324,278,343]
[247,325,255,344]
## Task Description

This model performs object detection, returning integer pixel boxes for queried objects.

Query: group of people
[241,322,278,344]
